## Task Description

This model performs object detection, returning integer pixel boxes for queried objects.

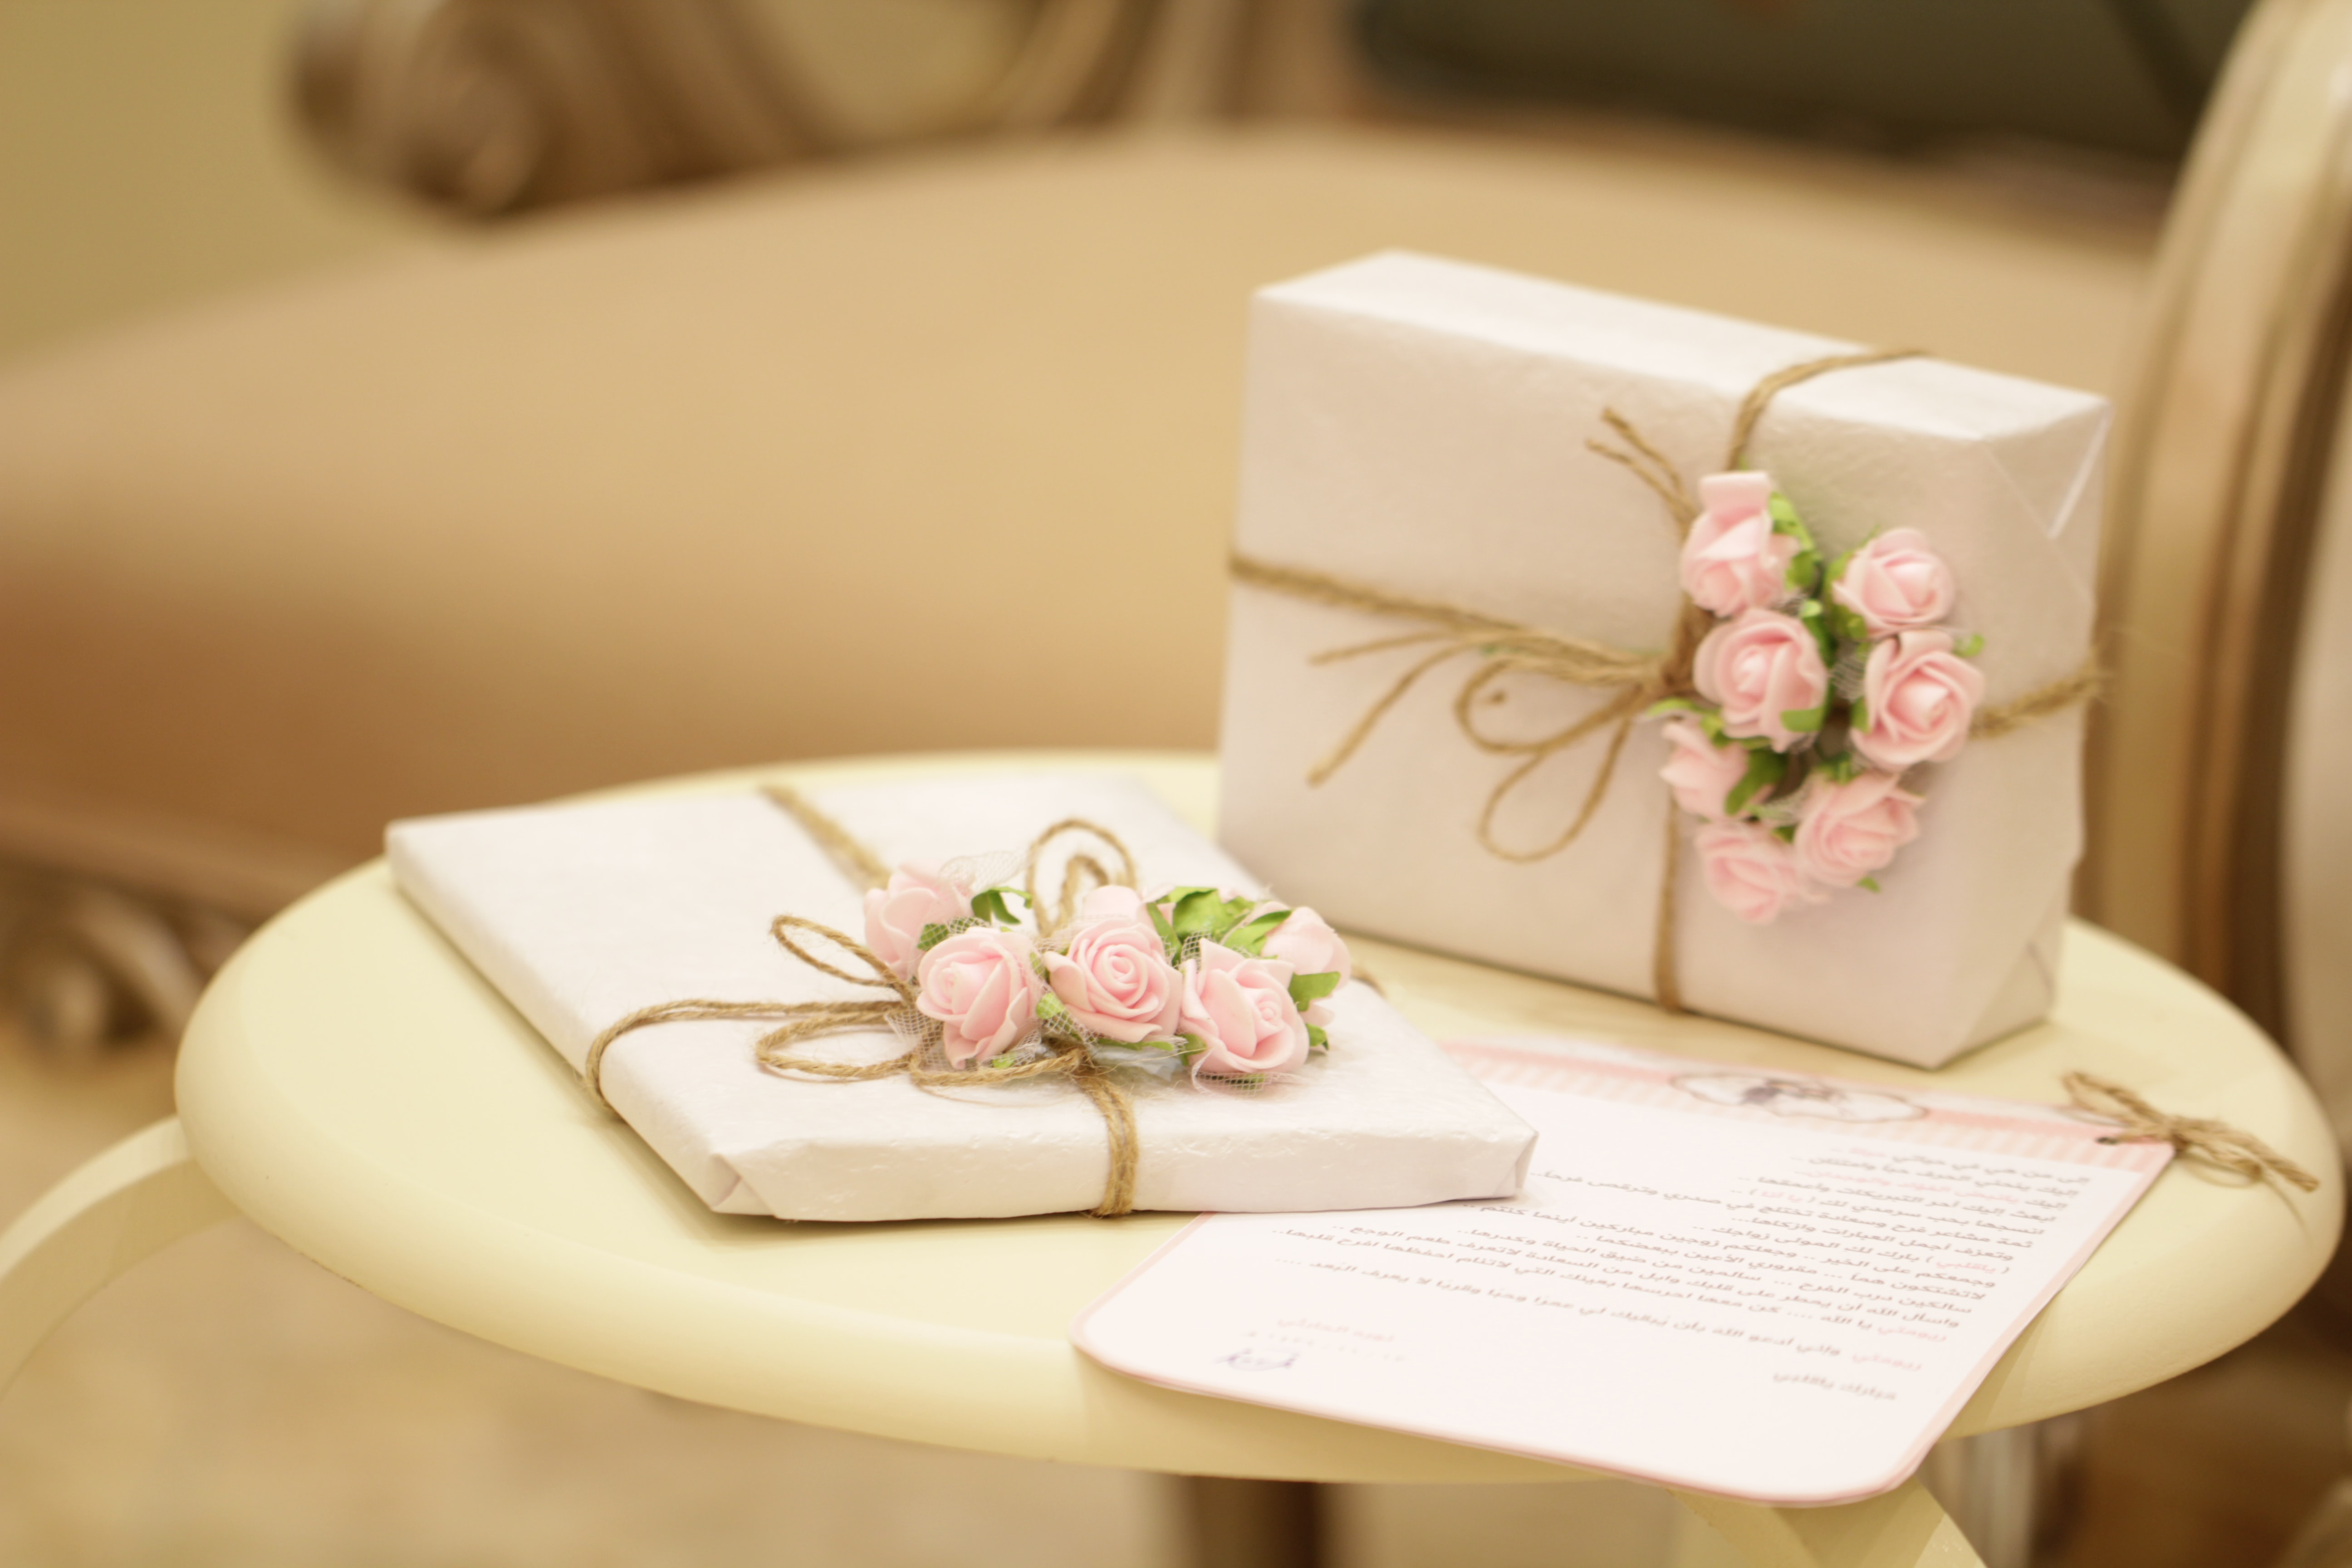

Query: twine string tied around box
[1230,349,2100,1014]
[582,785,1145,1217]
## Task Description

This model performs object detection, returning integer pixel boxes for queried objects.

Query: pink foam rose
[1853,630,1984,770]
[863,861,975,980]
[916,926,1043,1067]
[1659,714,1752,819]
[1693,608,1829,752]
[1179,942,1312,1080]
[1260,906,1352,984]
[1833,529,1955,635]
[1044,892,1181,1044]
[1695,821,1824,925]
[1793,771,1922,888]
[1065,883,1155,930]
[1681,471,1801,616]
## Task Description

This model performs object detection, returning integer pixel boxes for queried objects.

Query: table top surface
[173,751,2343,1485]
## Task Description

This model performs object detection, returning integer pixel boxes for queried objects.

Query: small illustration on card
[1072,1038,2174,1504]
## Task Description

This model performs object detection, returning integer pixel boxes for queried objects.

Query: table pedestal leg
[0,1117,235,1394]
[1673,1480,1985,1568]
[1181,1476,1324,1568]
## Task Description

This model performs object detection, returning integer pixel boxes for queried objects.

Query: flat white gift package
[388,772,1536,1221]
[1220,252,2109,1068]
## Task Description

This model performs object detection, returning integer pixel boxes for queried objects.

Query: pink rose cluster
[1664,473,1984,923]
[862,863,1352,1082]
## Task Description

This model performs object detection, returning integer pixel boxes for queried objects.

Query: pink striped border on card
[1442,1037,2173,1175]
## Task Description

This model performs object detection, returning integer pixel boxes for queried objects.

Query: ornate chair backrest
[292,0,1181,216]
[2085,0,2352,1087]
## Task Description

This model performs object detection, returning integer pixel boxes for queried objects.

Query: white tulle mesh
[940,848,1024,895]
[1830,646,1869,702]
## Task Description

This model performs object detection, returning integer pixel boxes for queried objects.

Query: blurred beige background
[5,3,2347,1567]
[0,6,1686,1564]
[0,0,431,363]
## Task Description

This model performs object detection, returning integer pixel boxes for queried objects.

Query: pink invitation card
[1073,1037,2170,1504]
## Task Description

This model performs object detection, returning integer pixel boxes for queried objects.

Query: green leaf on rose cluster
[1955,632,1985,658]
[1850,695,1871,731]
[1769,493,1823,594]
[1858,876,1883,893]
[1772,823,1798,843]
[1225,908,1292,956]
[1288,970,1342,1011]
[1794,599,1838,666]
[1779,705,1825,734]
[1161,886,1281,954]
[1036,992,1072,1024]
[1166,887,1230,941]
[1723,747,1788,817]
[1175,1033,1208,1059]
[1767,492,1813,543]
[969,887,1025,927]
[1213,894,1263,934]
[1306,1023,1330,1052]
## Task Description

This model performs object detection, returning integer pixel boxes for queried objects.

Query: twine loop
[2063,1072,2321,1193]
[583,789,1149,1217]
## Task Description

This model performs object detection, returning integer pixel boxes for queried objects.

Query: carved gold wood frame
[292,0,1176,215]
[2086,0,2352,1042]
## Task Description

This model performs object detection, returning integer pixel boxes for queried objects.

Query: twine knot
[2063,1071,2321,1192]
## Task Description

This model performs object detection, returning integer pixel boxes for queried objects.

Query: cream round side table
[1,752,2338,1568]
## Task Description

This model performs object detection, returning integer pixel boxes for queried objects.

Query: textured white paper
[1074,1038,2168,1504]
[1218,253,2109,1065]
[387,773,1536,1221]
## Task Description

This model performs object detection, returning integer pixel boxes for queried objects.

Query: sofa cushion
[0,126,2151,911]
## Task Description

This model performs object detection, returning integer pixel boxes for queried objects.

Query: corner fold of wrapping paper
[1979,397,2112,553]
[709,1167,771,1215]
[1961,893,2068,1052]
[1501,1124,1538,1194]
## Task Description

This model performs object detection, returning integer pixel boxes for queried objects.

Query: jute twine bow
[2063,1072,2322,1192]
[583,784,1148,1217]
[1230,349,2102,1013]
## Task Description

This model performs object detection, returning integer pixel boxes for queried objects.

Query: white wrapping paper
[1218,253,2108,1067]
[388,772,1536,1220]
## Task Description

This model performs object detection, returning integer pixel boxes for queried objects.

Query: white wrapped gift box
[388,771,1536,1220]
[1218,253,2108,1068]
